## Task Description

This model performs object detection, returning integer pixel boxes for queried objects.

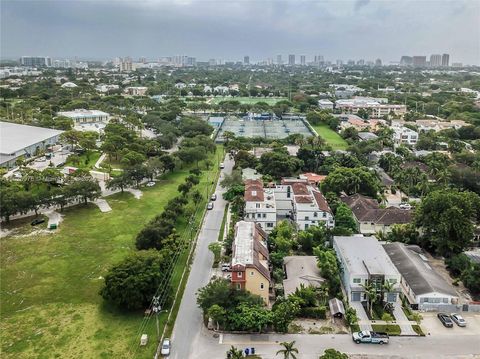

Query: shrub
[300,306,326,319]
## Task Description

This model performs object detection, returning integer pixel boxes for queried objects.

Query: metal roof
[0,121,64,154]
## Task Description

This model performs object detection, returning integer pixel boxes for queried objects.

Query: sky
[1,0,479,65]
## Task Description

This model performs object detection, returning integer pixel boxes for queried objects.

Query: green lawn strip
[65,150,101,170]
[209,97,287,106]
[412,324,425,336]
[218,204,229,243]
[309,123,348,150]
[0,149,221,359]
[371,324,402,336]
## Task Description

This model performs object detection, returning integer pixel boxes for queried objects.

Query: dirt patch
[290,316,349,334]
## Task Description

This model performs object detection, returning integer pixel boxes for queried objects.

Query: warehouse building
[0,121,64,168]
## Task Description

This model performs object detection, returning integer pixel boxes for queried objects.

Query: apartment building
[335,98,407,118]
[333,235,401,303]
[415,119,468,132]
[244,179,277,232]
[231,221,271,305]
[124,86,148,96]
[57,109,110,125]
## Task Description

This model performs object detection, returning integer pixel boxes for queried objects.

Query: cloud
[354,0,370,12]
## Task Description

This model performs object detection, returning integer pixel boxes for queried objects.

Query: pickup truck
[352,330,389,344]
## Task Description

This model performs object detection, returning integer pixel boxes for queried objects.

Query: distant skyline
[1,0,479,65]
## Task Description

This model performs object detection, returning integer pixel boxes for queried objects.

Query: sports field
[0,149,222,359]
[310,123,349,150]
[208,96,287,105]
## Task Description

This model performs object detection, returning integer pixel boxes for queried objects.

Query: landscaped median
[0,147,222,359]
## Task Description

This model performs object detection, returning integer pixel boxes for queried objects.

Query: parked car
[450,313,467,327]
[399,203,412,210]
[437,313,454,327]
[146,181,156,187]
[220,163,225,169]
[207,202,214,210]
[160,338,171,356]
[352,330,389,344]
[31,218,45,226]
[210,193,217,201]
[221,263,231,271]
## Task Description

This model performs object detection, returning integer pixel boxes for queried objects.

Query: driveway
[168,154,233,359]
[392,302,417,336]
[350,301,372,331]
[421,311,480,336]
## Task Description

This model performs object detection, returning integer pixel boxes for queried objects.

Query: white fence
[418,303,480,312]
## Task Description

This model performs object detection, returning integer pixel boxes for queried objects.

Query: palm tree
[226,346,243,359]
[361,282,378,318]
[382,280,396,309]
[276,341,299,359]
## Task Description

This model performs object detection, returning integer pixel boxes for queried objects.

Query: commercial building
[412,56,427,67]
[244,179,277,232]
[20,56,52,67]
[341,194,412,234]
[442,54,450,67]
[400,56,413,66]
[124,86,148,96]
[288,54,295,66]
[283,256,325,296]
[0,122,64,168]
[383,242,459,308]
[231,221,271,305]
[430,54,442,67]
[333,235,401,303]
[57,109,110,125]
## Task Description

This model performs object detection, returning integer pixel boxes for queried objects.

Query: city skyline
[1,0,479,65]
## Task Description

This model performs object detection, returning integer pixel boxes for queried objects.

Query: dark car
[31,218,45,226]
[437,313,454,328]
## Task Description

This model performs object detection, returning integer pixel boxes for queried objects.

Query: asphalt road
[170,154,233,359]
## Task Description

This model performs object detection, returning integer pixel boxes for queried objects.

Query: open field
[64,151,101,170]
[309,123,349,150]
[208,96,287,105]
[0,148,222,359]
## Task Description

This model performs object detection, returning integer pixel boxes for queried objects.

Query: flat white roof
[57,109,109,118]
[0,121,64,154]
[334,236,399,277]
[232,221,255,266]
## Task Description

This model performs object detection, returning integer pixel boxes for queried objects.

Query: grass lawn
[0,148,223,359]
[64,151,101,170]
[371,324,402,336]
[412,324,425,336]
[309,123,349,150]
[209,96,287,106]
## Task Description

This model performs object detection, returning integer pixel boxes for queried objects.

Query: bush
[299,306,326,319]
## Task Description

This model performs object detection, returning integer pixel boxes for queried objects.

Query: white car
[399,203,412,210]
[450,313,467,327]
[146,182,156,187]
[161,338,171,356]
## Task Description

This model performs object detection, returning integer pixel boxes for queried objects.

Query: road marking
[219,334,223,344]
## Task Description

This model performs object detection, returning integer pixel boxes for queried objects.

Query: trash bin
[251,348,255,355]
[49,224,57,230]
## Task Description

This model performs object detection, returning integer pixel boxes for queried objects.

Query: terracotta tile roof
[295,195,313,203]
[312,190,332,213]
[292,182,309,195]
[245,179,264,202]
[301,172,327,185]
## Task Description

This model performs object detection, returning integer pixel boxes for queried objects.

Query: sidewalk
[350,301,372,331]
[393,302,418,335]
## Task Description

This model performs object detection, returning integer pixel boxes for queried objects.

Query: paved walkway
[393,302,418,335]
[350,301,372,331]
[94,199,112,212]
[94,153,107,169]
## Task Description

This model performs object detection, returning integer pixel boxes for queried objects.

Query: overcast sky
[1,0,479,64]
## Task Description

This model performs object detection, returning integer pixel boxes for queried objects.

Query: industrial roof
[333,235,400,277]
[383,242,458,297]
[0,121,64,154]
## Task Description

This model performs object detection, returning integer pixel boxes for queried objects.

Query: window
[257,213,261,218]
[305,224,309,229]
[262,213,266,218]
[322,212,326,218]
[389,279,397,284]
[260,283,264,289]
[353,278,361,284]
[267,223,274,228]
[236,284,241,290]
[237,272,242,278]
[256,203,260,208]
[443,298,448,303]
[305,216,309,220]
[250,271,254,276]
[314,212,318,218]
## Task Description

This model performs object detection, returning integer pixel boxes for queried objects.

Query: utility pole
[152,296,161,340]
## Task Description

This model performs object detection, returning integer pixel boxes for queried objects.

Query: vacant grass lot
[0,148,222,359]
[310,123,349,150]
[209,96,287,105]
[65,151,101,170]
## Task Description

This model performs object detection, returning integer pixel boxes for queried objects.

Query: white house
[318,99,334,110]
[244,179,277,232]
[57,109,110,125]
[333,235,401,303]
[383,242,459,308]
[391,122,418,146]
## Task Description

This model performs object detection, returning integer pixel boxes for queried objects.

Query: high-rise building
[300,55,306,66]
[243,56,250,65]
[20,56,51,67]
[314,55,324,64]
[400,56,413,66]
[412,56,427,67]
[442,54,450,67]
[347,59,355,66]
[277,54,282,65]
[119,57,133,72]
[375,58,382,66]
[53,59,71,68]
[139,57,147,64]
[209,58,217,66]
[336,59,343,66]
[357,59,365,66]
[288,54,295,66]
[173,55,196,67]
[430,54,442,67]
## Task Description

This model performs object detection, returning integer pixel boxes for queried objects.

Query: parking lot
[421,311,480,336]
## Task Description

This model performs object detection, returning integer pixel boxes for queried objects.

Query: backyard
[310,123,349,150]
[0,148,222,359]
